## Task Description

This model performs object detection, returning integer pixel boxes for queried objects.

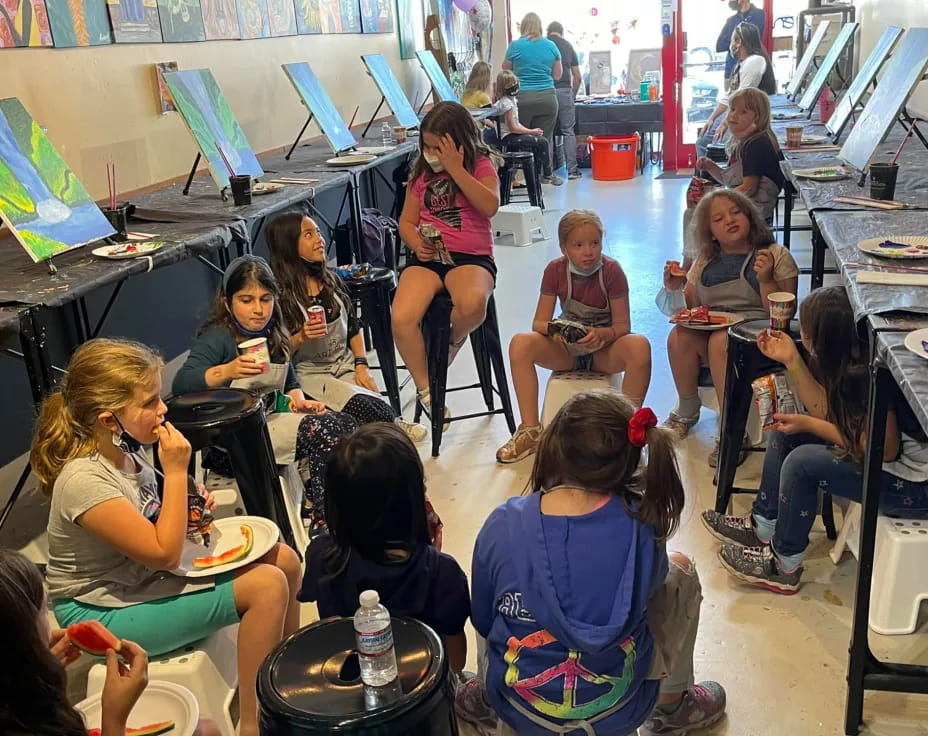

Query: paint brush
[216,143,235,177]
[890,124,916,167]
[348,105,359,130]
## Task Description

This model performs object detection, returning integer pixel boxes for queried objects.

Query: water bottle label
[356,625,394,657]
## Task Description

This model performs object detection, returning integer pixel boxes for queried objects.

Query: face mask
[568,259,603,277]
[112,415,143,453]
[505,85,520,96]
[728,0,740,10]
[423,153,444,173]
[730,44,739,57]
[301,257,326,277]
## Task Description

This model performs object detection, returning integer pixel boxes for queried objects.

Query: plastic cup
[229,174,252,206]
[237,337,269,373]
[102,202,129,241]
[785,126,804,148]
[869,163,899,201]
[768,292,796,331]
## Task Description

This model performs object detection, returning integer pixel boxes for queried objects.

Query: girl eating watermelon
[30,338,301,736]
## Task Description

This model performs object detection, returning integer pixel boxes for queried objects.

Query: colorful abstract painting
[359,0,390,33]
[293,0,318,33]
[155,61,177,113]
[396,0,421,59]
[318,0,357,33]
[106,0,162,43]
[201,0,237,38]
[0,0,52,47]
[0,98,114,262]
[282,62,356,153]
[266,0,293,34]
[46,0,112,46]
[235,0,268,38]
[161,69,264,190]
[156,0,205,41]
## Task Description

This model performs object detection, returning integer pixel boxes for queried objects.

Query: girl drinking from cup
[31,338,301,736]
[391,101,501,419]
[662,189,798,467]
[173,255,358,527]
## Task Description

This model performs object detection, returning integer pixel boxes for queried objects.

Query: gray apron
[695,250,768,322]
[559,261,612,357]
[231,363,303,466]
[721,155,780,223]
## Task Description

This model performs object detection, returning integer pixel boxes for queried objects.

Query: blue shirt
[505,37,561,91]
[716,5,766,78]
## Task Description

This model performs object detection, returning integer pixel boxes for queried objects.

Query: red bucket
[590,134,639,181]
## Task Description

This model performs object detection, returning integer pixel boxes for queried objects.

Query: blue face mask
[568,259,603,277]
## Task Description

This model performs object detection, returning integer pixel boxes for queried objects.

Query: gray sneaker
[718,544,803,595]
[701,510,764,547]
[545,174,565,186]
[639,681,727,735]
[568,170,583,180]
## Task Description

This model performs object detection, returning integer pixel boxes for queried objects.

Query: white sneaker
[395,417,428,443]
[418,388,451,428]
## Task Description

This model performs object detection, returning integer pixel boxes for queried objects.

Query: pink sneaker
[454,676,497,735]
[639,681,727,735]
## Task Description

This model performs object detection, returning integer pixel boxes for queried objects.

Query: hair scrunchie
[628,407,658,448]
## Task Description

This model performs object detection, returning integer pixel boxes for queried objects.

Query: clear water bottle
[354,590,398,686]
[381,122,394,147]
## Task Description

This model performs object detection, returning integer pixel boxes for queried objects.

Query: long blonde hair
[727,87,779,159]
[692,188,774,262]
[519,12,543,39]
[494,69,519,101]
[464,61,492,96]
[29,339,163,494]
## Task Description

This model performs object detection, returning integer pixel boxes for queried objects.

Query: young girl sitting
[497,209,652,463]
[461,392,726,735]
[695,87,784,224]
[32,338,301,736]
[266,212,426,441]
[662,189,798,467]
[392,100,500,418]
[703,287,928,593]
[492,69,563,186]
[462,61,493,109]
[298,423,470,671]
[172,255,358,527]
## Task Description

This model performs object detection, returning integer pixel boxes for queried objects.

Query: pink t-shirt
[411,156,498,257]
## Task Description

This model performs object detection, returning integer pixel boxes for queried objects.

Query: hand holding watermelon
[49,628,81,667]
[101,640,149,733]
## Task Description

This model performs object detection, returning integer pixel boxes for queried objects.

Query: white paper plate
[252,182,284,195]
[904,328,928,361]
[858,236,928,260]
[354,146,394,154]
[326,154,377,166]
[92,241,167,259]
[172,515,279,578]
[77,680,198,736]
[670,311,744,331]
[793,167,850,181]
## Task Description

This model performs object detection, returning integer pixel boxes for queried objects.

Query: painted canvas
[0,98,114,262]
[359,0,391,33]
[318,0,357,33]
[157,0,205,41]
[161,69,264,190]
[106,0,162,43]
[396,0,422,59]
[266,0,294,34]
[201,0,238,37]
[293,0,318,33]
[235,0,268,38]
[0,0,52,47]
[282,62,356,153]
[361,53,419,128]
[47,0,112,46]
[155,61,178,113]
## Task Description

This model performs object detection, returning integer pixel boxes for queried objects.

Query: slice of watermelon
[669,262,687,277]
[87,720,175,736]
[192,524,254,569]
[67,620,121,657]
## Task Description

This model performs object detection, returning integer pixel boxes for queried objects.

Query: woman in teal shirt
[503,11,563,184]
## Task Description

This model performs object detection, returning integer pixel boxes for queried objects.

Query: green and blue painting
[161,69,264,190]
[46,0,112,47]
[0,98,114,262]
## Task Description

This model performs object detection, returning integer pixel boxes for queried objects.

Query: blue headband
[222,254,272,296]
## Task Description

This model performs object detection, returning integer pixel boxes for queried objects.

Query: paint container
[869,163,899,201]
[785,126,804,148]
[393,126,407,144]
[229,175,252,206]
[238,336,269,373]
[102,202,129,241]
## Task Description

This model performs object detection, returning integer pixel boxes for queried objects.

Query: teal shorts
[53,572,240,658]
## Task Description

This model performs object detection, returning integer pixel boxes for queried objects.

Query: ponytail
[637,423,685,540]
[29,393,97,495]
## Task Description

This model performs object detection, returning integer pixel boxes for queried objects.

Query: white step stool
[88,625,239,736]
[491,204,547,247]
[542,371,623,426]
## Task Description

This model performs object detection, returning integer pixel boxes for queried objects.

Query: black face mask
[112,415,143,453]
[506,84,520,96]
[302,258,326,277]
[728,0,742,10]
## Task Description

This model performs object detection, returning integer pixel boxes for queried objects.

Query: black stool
[714,319,837,539]
[414,292,516,457]
[167,388,297,548]
[342,268,402,414]
[258,617,457,735]
[499,151,544,210]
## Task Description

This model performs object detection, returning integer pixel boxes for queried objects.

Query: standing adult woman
[502,12,564,185]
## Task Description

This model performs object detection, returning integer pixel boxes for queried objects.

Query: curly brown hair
[691,188,774,262]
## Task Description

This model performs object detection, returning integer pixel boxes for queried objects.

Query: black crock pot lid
[166,388,259,426]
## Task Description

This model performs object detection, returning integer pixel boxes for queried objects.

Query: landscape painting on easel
[47,0,113,47]
[293,0,319,33]
[0,98,114,262]
[201,0,239,39]
[0,0,52,47]
[157,0,206,41]
[235,0,269,38]
[106,0,162,43]
[161,69,264,190]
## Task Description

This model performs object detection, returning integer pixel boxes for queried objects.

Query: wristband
[354,356,369,367]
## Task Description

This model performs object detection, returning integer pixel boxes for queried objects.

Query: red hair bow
[628,407,658,447]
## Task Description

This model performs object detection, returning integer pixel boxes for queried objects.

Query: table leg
[811,218,826,290]
[348,174,364,263]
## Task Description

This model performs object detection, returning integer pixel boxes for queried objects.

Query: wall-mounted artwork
[106,0,162,43]
[161,69,264,190]
[157,0,205,41]
[46,0,112,46]
[396,0,422,59]
[0,98,114,262]
[359,0,391,33]
[235,0,269,38]
[293,0,318,33]
[201,0,237,38]
[318,0,358,33]
[0,0,52,47]
[266,0,295,35]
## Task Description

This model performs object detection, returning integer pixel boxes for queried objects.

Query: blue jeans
[752,431,928,561]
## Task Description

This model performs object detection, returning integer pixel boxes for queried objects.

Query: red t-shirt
[540,255,629,310]
[411,156,498,257]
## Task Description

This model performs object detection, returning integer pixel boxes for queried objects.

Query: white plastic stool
[869,515,928,635]
[280,463,310,554]
[88,625,239,736]
[697,385,764,447]
[491,204,548,247]
[541,371,623,426]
